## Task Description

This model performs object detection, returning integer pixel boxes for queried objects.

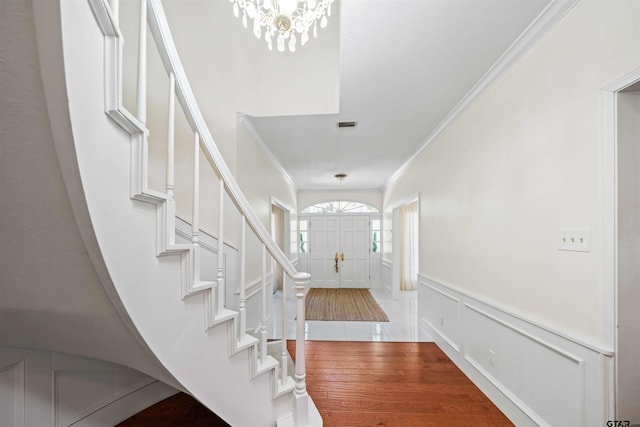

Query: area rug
[305,288,390,322]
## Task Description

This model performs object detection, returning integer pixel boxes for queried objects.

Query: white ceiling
[247,0,551,190]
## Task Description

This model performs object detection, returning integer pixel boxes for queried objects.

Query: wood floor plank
[116,392,229,427]
[288,340,513,427]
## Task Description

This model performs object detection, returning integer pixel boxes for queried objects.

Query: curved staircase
[24,0,322,425]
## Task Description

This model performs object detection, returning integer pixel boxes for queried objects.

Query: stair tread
[236,334,259,351]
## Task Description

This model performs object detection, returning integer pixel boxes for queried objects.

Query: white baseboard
[418,275,614,427]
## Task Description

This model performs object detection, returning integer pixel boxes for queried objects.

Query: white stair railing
[88,0,312,424]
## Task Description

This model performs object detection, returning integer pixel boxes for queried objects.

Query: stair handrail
[146,0,306,284]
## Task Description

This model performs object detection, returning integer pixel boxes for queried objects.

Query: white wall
[383,2,640,424]
[0,346,177,427]
[384,0,640,345]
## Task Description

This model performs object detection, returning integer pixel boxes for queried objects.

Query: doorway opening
[391,195,419,299]
[399,200,419,291]
[610,72,640,421]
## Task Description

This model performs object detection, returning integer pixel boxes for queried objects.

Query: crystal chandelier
[231,0,335,52]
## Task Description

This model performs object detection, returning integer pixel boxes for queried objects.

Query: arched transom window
[301,201,379,214]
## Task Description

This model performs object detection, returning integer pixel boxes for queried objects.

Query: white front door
[339,216,370,288]
[309,215,370,288]
[309,216,340,288]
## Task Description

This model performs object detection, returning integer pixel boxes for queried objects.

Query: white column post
[293,272,310,426]
[260,244,268,365]
[281,270,288,384]
[216,179,225,317]
[166,72,175,198]
[136,0,146,123]
[162,72,177,248]
[191,131,200,284]
[239,215,247,341]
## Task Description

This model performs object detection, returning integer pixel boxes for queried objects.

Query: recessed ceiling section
[247,0,551,190]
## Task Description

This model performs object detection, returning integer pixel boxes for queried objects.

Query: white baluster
[166,72,175,198]
[281,270,288,384]
[216,179,225,317]
[136,0,146,123]
[239,215,247,341]
[192,131,200,284]
[260,244,268,365]
[192,132,200,240]
[293,272,310,425]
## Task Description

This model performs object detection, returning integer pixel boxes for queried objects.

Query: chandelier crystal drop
[230,0,335,52]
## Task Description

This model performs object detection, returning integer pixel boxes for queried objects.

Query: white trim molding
[384,0,578,192]
[418,274,614,427]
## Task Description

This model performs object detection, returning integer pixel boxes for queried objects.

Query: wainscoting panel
[0,346,177,427]
[419,282,461,351]
[0,359,25,427]
[418,275,613,427]
[466,305,584,426]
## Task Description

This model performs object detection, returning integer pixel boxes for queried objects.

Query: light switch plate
[558,228,591,252]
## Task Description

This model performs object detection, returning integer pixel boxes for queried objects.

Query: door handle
[341,252,345,262]
[335,252,339,273]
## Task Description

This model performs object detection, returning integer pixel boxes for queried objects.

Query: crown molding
[383,0,578,193]
[239,115,297,192]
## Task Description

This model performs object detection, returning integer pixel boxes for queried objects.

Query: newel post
[293,272,310,426]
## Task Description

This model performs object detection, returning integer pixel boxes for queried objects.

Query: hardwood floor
[119,341,512,427]
[116,392,229,427]
[288,340,513,427]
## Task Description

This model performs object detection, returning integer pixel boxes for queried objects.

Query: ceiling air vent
[337,121,358,129]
